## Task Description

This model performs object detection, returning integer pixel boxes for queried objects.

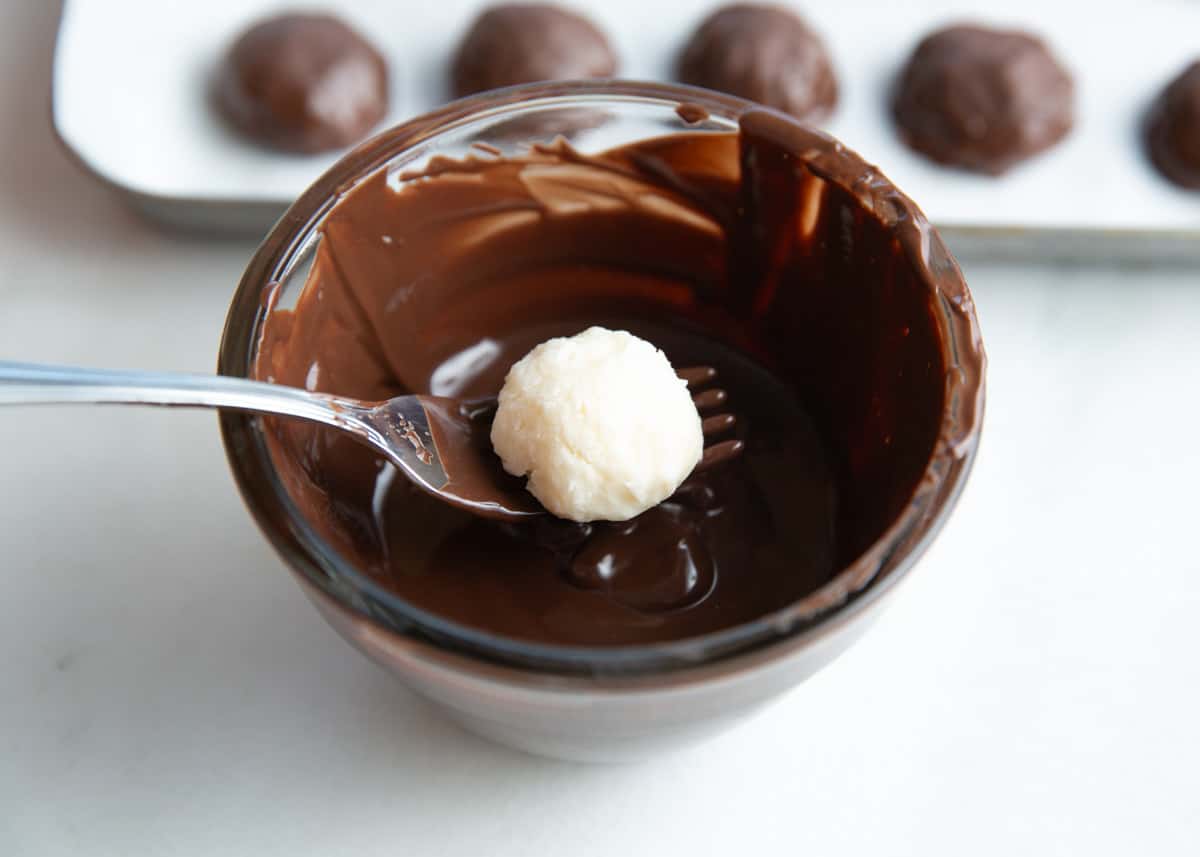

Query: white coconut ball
[490,327,704,522]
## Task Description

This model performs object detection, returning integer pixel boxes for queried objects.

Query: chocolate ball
[1145,61,1200,190]
[677,4,837,123]
[451,4,618,98]
[213,13,389,154]
[891,24,1074,175]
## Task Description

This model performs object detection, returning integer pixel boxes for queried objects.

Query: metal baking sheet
[53,0,1200,254]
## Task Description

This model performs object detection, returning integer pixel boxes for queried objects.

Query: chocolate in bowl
[218,82,984,761]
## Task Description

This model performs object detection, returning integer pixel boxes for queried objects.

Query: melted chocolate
[213,13,389,154]
[891,24,1074,175]
[1145,61,1200,190]
[676,103,711,125]
[254,111,971,647]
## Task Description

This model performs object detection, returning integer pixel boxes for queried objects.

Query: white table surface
[3,4,1199,855]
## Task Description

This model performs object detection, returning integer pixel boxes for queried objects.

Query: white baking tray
[53,0,1200,254]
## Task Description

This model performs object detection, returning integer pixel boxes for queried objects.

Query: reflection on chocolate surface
[451,4,617,98]
[213,13,388,154]
[252,108,981,647]
[678,4,837,123]
[892,24,1074,175]
[1145,61,1200,190]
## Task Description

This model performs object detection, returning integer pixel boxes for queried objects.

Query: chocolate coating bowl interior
[219,82,984,762]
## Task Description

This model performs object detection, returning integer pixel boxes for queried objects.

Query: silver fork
[0,361,741,521]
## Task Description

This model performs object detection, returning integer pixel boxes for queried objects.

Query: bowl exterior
[218,82,984,763]
[297,573,883,762]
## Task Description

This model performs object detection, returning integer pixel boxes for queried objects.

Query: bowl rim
[217,79,986,680]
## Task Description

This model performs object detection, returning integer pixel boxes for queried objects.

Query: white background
[4,3,1200,854]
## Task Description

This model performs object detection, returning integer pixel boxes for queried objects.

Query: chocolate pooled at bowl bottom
[219,83,984,762]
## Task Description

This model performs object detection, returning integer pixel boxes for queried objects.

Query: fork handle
[0,360,357,429]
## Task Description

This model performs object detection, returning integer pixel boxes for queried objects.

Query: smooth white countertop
[3,4,1199,855]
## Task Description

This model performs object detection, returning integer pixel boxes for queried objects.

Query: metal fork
[0,361,741,520]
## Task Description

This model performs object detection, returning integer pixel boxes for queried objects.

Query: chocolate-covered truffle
[677,4,837,122]
[1145,61,1200,190]
[451,4,618,98]
[214,13,388,154]
[891,24,1074,175]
